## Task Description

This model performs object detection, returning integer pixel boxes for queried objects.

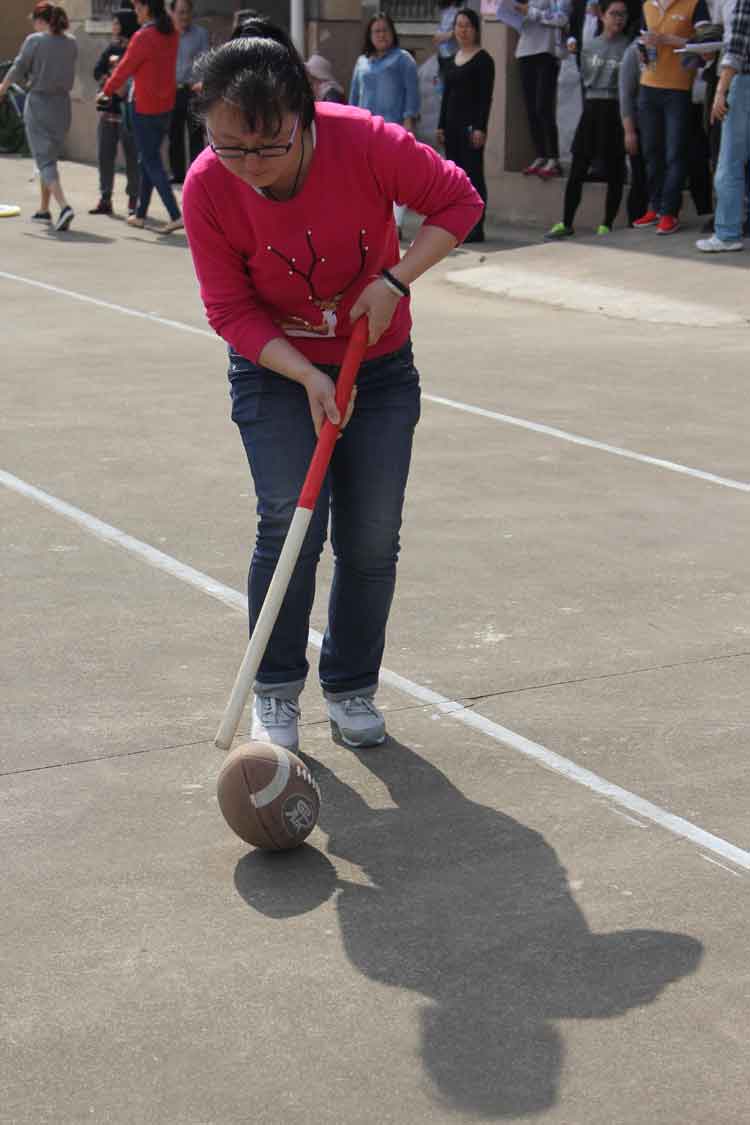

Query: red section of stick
[298,318,369,511]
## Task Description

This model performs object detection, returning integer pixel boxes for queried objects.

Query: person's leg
[562,153,587,228]
[119,116,139,209]
[637,85,665,213]
[603,155,626,228]
[230,351,329,693]
[46,176,68,210]
[450,126,486,239]
[98,117,118,203]
[320,344,420,700]
[627,147,649,223]
[538,53,561,160]
[39,182,51,213]
[661,89,691,217]
[130,108,153,218]
[465,144,487,238]
[168,87,188,182]
[714,75,750,241]
[132,110,181,220]
[687,99,712,215]
[519,55,546,159]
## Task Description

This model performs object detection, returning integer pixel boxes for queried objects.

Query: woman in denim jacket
[349,12,420,235]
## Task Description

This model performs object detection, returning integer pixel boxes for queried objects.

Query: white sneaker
[327,696,386,748]
[696,234,743,253]
[251,695,300,753]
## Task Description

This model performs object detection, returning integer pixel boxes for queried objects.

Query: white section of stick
[214,506,313,751]
[3,464,750,874]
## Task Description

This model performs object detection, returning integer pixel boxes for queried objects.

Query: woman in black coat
[437,8,495,243]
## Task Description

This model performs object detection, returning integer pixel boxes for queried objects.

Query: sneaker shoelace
[341,696,379,718]
[259,697,300,727]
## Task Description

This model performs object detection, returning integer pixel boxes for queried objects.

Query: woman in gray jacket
[0,2,78,231]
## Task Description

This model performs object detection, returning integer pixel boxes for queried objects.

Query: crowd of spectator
[0,0,749,252]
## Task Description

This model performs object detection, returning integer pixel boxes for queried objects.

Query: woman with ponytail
[182,21,481,753]
[100,0,183,233]
[0,3,78,231]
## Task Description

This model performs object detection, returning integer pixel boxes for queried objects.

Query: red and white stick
[215,318,369,751]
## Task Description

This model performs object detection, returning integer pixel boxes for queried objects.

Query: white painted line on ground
[3,465,750,875]
[421,394,750,494]
[609,808,648,829]
[3,268,748,496]
[701,854,742,878]
[446,264,748,327]
[0,270,214,339]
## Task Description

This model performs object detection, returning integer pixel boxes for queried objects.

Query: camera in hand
[96,95,114,113]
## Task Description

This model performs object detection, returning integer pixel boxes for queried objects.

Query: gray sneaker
[251,695,300,753]
[327,696,386,748]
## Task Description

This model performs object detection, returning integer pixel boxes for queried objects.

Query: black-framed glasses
[208,115,300,161]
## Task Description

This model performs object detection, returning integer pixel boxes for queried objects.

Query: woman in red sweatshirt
[183,21,482,753]
[100,0,182,233]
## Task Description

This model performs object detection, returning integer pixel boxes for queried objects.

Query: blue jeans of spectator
[229,341,421,700]
[131,109,180,221]
[714,74,750,241]
[638,86,691,216]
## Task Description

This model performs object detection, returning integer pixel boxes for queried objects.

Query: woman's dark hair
[32,2,69,33]
[113,6,138,38]
[362,12,399,57]
[192,19,315,135]
[137,0,174,34]
[600,0,627,11]
[454,7,480,42]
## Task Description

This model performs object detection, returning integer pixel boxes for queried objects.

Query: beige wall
[6,0,561,223]
[1,0,35,65]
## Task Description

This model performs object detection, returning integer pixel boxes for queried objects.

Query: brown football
[216,741,321,850]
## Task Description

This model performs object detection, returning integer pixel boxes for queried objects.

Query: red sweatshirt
[182,103,483,366]
[103,22,177,115]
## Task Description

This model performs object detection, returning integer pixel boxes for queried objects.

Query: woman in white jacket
[514,0,570,177]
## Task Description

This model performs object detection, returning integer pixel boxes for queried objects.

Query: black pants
[687,100,713,216]
[97,113,138,204]
[519,52,560,160]
[564,99,625,229]
[445,123,487,238]
[626,149,649,224]
[168,85,205,183]
[564,152,625,228]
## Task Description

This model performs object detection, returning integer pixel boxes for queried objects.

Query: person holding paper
[514,0,571,178]
[631,0,711,234]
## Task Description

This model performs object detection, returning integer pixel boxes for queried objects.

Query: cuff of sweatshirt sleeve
[235,323,285,366]
[719,53,742,72]
[423,209,484,244]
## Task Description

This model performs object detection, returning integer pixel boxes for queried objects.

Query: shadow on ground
[235,739,703,1117]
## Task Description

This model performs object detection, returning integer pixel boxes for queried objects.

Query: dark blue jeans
[229,341,421,699]
[637,86,691,217]
[131,109,180,221]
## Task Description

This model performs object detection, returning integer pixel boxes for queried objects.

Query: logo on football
[283,794,317,836]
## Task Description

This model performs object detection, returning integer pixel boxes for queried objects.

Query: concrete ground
[1,154,749,1125]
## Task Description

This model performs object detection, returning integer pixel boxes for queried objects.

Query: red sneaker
[656,215,680,235]
[632,210,659,228]
[538,160,563,179]
[522,158,545,176]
